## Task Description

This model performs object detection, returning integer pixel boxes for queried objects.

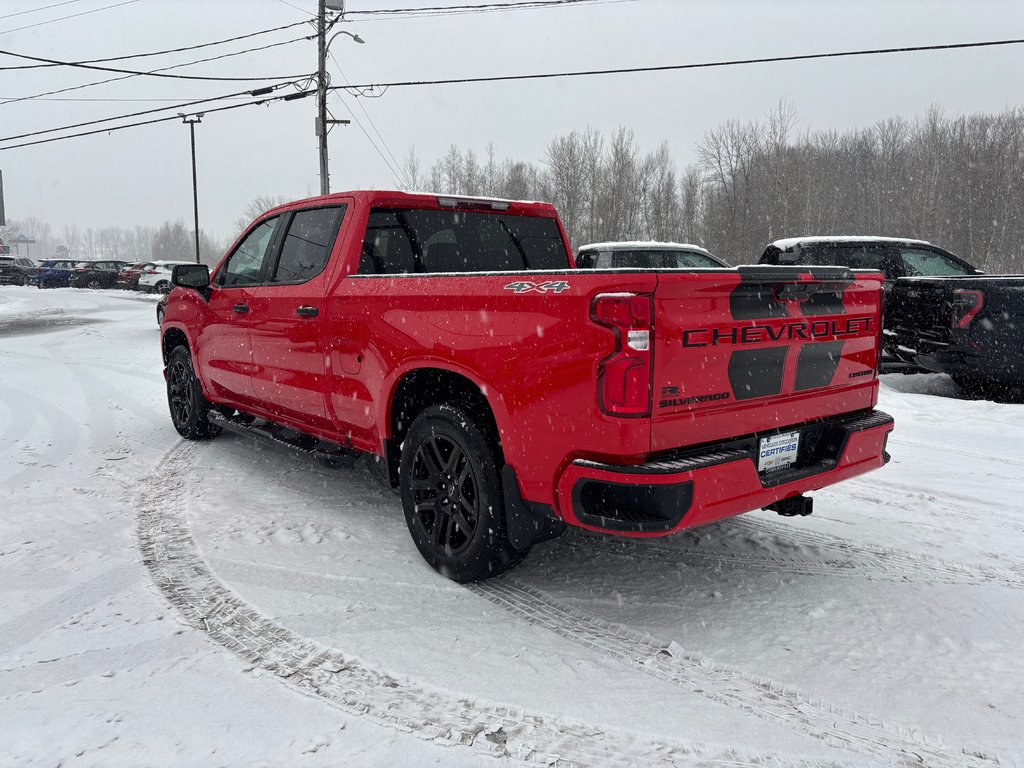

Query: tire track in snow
[0,394,35,457]
[571,518,1023,590]
[731,517,1023,588]
[138,441,857,768]
[0,380,82,487]
[893,438,1024,469]
[471,579,1001,768]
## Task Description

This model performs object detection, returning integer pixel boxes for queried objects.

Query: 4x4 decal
[503,280,570,294]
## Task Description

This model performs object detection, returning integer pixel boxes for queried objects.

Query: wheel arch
[161,324,191,364]
[382,364,509,487]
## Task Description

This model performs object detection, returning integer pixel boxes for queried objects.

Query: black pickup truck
[759,236,1024,396]
[889,275,1024,395]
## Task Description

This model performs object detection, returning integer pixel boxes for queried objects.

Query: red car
[117,261,154,290]
[161,191,893,581]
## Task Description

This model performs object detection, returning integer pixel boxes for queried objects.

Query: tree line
[0,196,292,268]
[404,104,1024,272]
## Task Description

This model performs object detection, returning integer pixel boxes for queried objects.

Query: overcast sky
[1,0,1022,244]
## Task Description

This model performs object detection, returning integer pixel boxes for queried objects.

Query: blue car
[35,259,80,289]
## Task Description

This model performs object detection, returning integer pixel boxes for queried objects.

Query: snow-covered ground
[1,286,1021,768]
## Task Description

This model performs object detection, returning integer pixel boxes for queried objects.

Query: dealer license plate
[758,431,800,473]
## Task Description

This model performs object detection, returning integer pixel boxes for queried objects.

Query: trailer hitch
[764,494,813,517]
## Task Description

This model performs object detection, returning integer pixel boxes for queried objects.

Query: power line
[327,91,407,187]
[328,51,408,186]
[0,44,313,82]
[346,0,627,18]
[5,35,1023,153]
[276,0,309,14]
[0,19,312,71]
[0,96,253,102]
[0,81,300,143]
[0,37,314,106]
[0,0,141,36]
[0,90,313,152]
[329,36,1024,94]
[0,1,84,22]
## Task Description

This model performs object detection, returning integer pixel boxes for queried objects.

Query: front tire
[399,404,526,582]
[166,346,221,439]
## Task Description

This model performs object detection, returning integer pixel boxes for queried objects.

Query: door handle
[296,306,319,318]
[232,304,249,314]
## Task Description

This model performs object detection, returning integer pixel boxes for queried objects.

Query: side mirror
[172,264,210,289]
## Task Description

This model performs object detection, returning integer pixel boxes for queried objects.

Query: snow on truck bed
[0,285,1021,767]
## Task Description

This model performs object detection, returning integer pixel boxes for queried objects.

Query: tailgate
[650,266,882,453]
[889,279,951,347]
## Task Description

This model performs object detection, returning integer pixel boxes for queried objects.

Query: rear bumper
[555,410,894,537]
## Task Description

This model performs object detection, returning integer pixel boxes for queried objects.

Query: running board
[208,410,357,467]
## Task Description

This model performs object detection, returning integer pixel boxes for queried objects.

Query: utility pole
[317,1,354,195]
[181,114,203,263]
[317,0,330,196]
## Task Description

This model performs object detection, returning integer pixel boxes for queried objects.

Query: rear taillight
[143,269,159,275]
[591,293,654,417]
[951,289,984,329]
[875,283,885,375]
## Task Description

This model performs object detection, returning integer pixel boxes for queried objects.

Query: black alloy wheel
[400,403,526,582]
[411,432,480,556]
[166,346,220,439]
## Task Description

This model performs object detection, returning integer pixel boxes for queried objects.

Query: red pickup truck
[162,190,894,581]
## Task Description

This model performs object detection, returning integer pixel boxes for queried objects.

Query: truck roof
[767,235,935,251]
[579,240,713,255]
[263,190,559,218]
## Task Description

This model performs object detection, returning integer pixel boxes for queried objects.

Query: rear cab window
[770,243,898,278]
[358,208,568,275]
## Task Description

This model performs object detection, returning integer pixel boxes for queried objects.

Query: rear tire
[166,346,221,440]
[155,280,170,294]
[399,403,526,582]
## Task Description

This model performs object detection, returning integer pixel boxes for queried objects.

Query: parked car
[35,259,81,289]
[116,262,155,290]
[0,255,35,285]
[156,293,168,326]
[576,241,730,269]
[139,260,196,293]
[70,260,130,289]
[161,190,893,582]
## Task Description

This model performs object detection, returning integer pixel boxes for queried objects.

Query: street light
[317,0,364,195]
[179,113,204,264]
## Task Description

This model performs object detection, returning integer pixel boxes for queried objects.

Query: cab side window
[899,248,973,277]
[218,217,279,287]
[271,206,346,284]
